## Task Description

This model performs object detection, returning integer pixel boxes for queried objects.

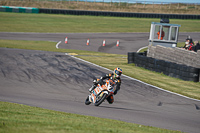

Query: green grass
[0,12,200,33]
[0,12,199,133]
[0,101,182,133]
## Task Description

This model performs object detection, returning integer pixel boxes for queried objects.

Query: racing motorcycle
[85,79,116,106]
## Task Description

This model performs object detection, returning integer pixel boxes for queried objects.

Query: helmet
[113,67,122,78]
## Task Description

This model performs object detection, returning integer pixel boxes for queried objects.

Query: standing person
[89,67,122,104]
[157,29,165,40]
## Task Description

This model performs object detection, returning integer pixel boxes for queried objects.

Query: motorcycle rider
[89,67,122,104]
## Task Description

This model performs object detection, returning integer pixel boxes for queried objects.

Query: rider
[89,67,122,104]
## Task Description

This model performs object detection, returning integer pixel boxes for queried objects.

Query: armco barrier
[128,52,200,82]
[0,6,39,13]
[39,8,200,19]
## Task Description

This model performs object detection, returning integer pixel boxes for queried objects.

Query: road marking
[137,46,148,53]
[56,41,62,49]
[66,54,200,102]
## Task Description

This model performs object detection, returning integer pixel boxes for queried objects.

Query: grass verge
[0,101,182,133]
[0,12,200,33]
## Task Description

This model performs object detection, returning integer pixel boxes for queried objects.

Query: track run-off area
[0,32,200,133]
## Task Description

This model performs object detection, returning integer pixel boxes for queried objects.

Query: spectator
[157,29,165,40]
[188,38,194,51]
[183,41,189,49]
[183,37,194,50]
[192,41,200,52]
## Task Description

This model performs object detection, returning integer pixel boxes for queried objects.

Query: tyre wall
[39,8,200,19]
[0,6,39,13]
[128,52,200,82]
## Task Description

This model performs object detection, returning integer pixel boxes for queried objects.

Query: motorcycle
[85,79,116,106]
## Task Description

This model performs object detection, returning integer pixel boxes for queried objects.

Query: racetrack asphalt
[1,32,200,54]
[0,32,200,133]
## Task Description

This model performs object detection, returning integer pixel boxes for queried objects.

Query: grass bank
[0,101,182,133]
[0,12,200,33]
[1,0,200,14]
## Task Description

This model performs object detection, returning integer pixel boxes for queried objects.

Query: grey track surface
[0,32,200,132]
[1,32,200,54]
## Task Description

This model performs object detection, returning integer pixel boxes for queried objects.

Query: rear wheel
[94,93,108,106]
[85,96,91,105]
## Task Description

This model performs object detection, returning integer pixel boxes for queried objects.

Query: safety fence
[0,6,39,13]
[128,52,200,82]
[38,8,200,19]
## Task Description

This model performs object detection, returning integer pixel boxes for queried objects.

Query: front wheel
[85,96,91,105]
[94,93,108,106]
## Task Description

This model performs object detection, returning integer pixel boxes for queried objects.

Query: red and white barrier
[86,39,89,45]
[116,40,119,47]
[65,37,68,44]
[103,40,105,46]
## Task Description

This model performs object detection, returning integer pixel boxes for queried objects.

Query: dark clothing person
[99,73,121,95]
[192,42,200,52]
[183,37,194,50]
[188,43,194,51]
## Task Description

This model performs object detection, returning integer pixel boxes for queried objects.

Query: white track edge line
[56,41,62,49]
[65,53,200,102]
[137,46,148,53]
